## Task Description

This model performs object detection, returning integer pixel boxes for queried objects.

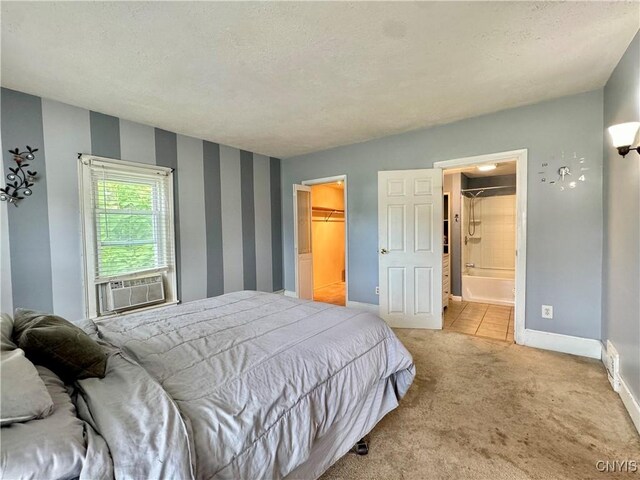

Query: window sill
[93,299,179,321]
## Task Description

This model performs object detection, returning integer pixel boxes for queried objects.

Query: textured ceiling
[447,161,517,178]
[1,2,638,158]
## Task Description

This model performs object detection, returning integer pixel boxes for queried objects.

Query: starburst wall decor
[1,146,39,207]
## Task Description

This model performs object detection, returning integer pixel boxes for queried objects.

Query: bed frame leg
[351,437,369,455]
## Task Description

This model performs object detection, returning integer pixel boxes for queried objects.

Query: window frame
[78,154,178,318]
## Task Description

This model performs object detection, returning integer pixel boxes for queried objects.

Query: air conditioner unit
[107,275,165,312]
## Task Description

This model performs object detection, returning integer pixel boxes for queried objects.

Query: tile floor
[444,300,514,342]
[313,282,346,306]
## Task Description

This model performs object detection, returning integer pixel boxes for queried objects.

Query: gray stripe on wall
[1,88,54,312]
[240,150,256,290]
[203,141,224,297]
[253,154,273,292]
[42,99,90,321]
[220,145,244,293]
[89,111,120,158]
[177,135,207,302]
[154,128,181,301]
[270,157,283,291]
[120,119,156,164]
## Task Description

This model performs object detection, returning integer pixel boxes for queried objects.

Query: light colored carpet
[321,329,640,480]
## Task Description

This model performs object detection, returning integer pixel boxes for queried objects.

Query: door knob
[380,248,388,254]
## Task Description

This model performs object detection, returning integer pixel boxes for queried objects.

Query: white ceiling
[446,161,517,178]
[464,163,516,178]
[320,182,345,191]
[1,2,638,158]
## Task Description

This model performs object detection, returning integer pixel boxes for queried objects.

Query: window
[79,155,177,317]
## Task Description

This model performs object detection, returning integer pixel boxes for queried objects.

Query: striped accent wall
[240,150,257,290]
[203,141,224,297]
[0,88,283,320]
[270,156,283,291]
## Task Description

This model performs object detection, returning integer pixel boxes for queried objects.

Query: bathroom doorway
[302,176,348,306]
[434,150,527,344]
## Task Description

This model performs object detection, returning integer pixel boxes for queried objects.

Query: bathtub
[461,267,515,306]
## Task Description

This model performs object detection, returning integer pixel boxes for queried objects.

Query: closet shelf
[312,206,345,222]
[313,206,344,213]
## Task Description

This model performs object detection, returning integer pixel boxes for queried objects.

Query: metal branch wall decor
[1,146,39,206]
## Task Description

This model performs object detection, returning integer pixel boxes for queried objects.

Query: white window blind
[84,158,175,282]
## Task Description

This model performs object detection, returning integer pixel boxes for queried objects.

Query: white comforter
[82,291,415,479]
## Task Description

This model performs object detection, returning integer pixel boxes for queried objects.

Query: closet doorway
[302,175,348,306]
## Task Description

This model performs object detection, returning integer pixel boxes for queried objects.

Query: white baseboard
[523,329,602,359]
[346,300,379,314]
[283,290,297,298]
[619,375,640,435]
[347,301,442,328]
[450,295,463,302]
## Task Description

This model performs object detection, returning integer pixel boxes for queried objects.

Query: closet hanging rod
[312,206,345,213]
[312,206,344,222]
[460,185,515,193]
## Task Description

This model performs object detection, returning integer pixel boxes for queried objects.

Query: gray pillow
[13,309,108,382]
[0,348,54,425]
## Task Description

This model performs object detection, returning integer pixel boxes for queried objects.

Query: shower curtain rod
[460,185,515,193]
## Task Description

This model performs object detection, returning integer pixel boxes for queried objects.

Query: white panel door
[378,169,443,328]
[293,184,314,299]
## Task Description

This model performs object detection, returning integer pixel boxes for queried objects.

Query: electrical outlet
[375,286,380,295]
[541,305,553,319]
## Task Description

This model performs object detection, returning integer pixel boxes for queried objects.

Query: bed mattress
[83,291,415,479]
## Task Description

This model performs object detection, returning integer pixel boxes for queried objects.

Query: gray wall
[283,90,604,339]
[602,32,639,401]
[464,174,517,197]
[0,88,283,320]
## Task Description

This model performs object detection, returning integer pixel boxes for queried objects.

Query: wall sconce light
[608,122,640,157]
[1,146,39,206]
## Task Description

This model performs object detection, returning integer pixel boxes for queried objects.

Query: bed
[2,291,415,480]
